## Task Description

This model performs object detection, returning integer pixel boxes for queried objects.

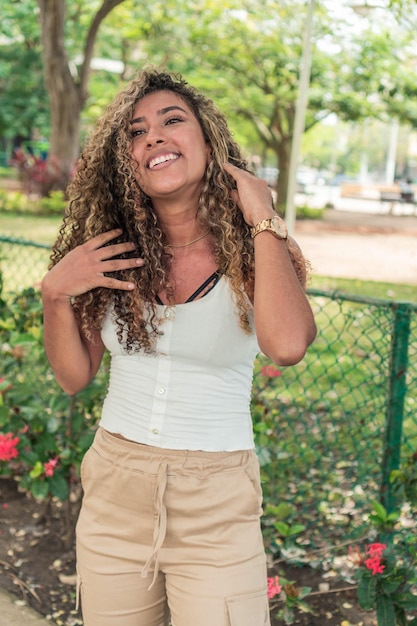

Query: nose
[146,126,165,148]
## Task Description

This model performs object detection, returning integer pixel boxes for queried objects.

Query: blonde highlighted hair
[49,67,307,352]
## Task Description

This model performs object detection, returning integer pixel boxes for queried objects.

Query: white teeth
[149,154,178,169]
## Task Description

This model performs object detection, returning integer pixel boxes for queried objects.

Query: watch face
[271,217,288,239]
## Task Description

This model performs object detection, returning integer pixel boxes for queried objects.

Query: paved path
[294,208,417,285]
[0,588,49,625]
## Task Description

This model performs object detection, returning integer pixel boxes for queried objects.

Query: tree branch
[79,0,126,100]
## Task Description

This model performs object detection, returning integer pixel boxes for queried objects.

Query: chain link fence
[1,235,416,546]
[0,235,50,292]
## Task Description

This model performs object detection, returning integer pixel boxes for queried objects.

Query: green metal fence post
[380,302,411,513]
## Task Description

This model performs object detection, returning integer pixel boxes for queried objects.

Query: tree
[0,2,48,155]
[138,0,340,207]
[138,0,417,206]
[36,0,126,191]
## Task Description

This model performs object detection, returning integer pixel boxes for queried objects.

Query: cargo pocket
[226,588,270,626]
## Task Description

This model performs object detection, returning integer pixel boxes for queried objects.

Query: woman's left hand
[223,162,276,227]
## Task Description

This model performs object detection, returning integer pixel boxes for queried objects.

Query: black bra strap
[185,271,220,302]
[155,271,220,305]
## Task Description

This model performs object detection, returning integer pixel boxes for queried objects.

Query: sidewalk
[294,208,417,285]
[0,587,49,625]
[303,205,417,234]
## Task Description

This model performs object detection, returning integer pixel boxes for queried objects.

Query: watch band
[250,215,288,240]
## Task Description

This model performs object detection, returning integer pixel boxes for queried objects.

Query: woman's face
[130,90,211,205]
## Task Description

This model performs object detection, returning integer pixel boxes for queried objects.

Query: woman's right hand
[42,229,144,301]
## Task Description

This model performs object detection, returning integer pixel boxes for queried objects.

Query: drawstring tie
[141,462,168,590]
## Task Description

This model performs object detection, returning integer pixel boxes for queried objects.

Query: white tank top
[99,277,259,451]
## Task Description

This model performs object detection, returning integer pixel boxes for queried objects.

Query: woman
[42,68,316,626]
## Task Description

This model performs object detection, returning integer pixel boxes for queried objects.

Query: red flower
[261,365,282,378]
[43,457,59,478]
[0,433,20,461]
[267,576,282,599]
[366,543,387,559]
[364,556,385,576]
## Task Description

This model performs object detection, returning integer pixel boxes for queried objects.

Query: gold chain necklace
[164,231,210,249]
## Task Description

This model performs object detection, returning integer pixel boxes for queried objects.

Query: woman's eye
[132,128,146,137]
[165,116,184,125]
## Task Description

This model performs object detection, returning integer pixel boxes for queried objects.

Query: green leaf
[357,574,377,610]
[30,480,49,500]
[298,587,312,600]
[395,594,417,610]
[274,521,290,536]
[46,416,60,433]
[287,524,306,536]
[380,580,401,594]
[376,594,396,626]
[29,460,43,478]
[49,473,69,501]
[372,500,388,520]
[386,511,401,521]
[266,502,293,520]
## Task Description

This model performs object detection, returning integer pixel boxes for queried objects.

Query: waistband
[95,427,256,476]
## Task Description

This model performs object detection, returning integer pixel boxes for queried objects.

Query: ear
[205,143,213,164]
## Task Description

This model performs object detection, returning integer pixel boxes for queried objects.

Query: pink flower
[261,365,282,378]
[267,576,282,599]
[43,457,59,477]
[364,556,385,576]
[366,543,387,559]
[0,433,20,461]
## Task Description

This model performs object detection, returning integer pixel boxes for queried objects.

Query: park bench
[380,188,415,214]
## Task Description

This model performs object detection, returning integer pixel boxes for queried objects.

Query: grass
[310,274,417,304]
[0,212,61,245]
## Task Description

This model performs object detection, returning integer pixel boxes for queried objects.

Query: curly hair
[49,67,306,352]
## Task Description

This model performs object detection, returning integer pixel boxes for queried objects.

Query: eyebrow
[130,105,188,125]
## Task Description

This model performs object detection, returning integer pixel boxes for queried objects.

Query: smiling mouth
[148,153,180,169]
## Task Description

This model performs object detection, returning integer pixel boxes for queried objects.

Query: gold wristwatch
[251,215,288,240]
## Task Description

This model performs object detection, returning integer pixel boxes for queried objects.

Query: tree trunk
[37,0,126,195]
[37,0,83,193]
[275,138,292,212]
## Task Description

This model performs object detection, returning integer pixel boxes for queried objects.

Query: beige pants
[76,427,270,626]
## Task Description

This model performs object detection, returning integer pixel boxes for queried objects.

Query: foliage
[346,460,417,626]
[350,519,417,625]
[0,0,49,140]
[294,204,325,220]
[0,189,66,216]
[0,286,107,544]
[267,573,313,625]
